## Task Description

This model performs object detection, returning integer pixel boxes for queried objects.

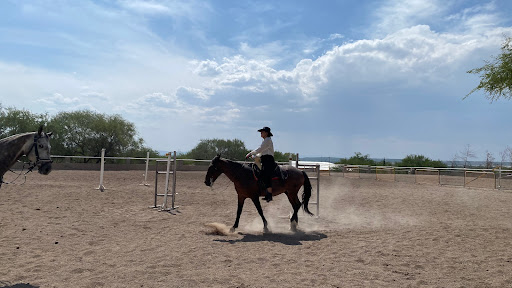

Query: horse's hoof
[229,227,236,233]
[290,221,298,232]
[263,227,271,234]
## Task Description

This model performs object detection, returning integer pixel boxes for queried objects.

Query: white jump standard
[292,153,320,216]
[96,148,106,192]
[139,151,151,186]
[151,151,178,213]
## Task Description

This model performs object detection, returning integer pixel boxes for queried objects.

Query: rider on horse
[246,126,276,202]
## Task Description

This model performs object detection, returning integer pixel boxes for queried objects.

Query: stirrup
[262,192,272,202]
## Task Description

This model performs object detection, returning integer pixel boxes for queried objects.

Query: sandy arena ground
[1,169,512,288]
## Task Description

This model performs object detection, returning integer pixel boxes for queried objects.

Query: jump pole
[96,148,106,192]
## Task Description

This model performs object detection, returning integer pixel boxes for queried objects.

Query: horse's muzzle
[38,161,53,175]
[204,179,211,186]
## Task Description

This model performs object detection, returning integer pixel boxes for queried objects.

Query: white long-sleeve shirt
[250,137,274,156]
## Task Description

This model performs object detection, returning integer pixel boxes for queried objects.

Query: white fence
[335,165,512,190]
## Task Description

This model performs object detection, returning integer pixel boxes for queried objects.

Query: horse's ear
[217,153,221,158]
[47,132,53,137]
[38,125,43,136]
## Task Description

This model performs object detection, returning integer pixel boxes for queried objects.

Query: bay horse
[204,155,313,233]
[0,126,53,189]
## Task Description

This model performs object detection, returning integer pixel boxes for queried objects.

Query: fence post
[498,166,502,189]
[463,168,466,187]
[96,148,106,192]
[316,164,320,216]
[171,151,177,209]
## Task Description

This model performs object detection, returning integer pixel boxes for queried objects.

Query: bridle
[206,163,220,186]
[0,133,53,186]
[28,133,53,172]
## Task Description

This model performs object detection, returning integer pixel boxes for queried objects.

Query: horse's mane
[219,158,256,173]
[220,158,244,168]
[0,132,34,145]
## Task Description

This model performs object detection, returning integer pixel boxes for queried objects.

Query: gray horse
[0,126,53,189]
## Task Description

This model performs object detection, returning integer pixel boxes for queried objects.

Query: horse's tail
[301,171,314,216]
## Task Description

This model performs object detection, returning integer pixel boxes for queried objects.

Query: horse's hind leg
[287,190,302,232]
[251,197,269,233]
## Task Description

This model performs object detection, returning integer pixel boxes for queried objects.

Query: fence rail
[335,164,512,190]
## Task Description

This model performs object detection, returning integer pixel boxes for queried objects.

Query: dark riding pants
[261,155,277,189]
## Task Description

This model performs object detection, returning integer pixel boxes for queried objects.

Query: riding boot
[263,189,272,202]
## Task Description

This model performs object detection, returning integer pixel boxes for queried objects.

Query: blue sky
[1,0,512,161]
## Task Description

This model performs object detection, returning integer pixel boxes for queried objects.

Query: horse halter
[28,133,53,171]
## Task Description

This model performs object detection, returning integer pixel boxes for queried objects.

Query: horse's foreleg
[251,197,269,233]
[231,196,246,233]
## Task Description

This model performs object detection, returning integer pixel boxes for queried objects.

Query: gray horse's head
[26,126,53,175]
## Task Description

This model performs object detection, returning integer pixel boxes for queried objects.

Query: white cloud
[117,0,212,21]
[328,33,344,41]
[118,91,241,125]
[176,86,212,100]
[37,93,80,105]
[80,90,107,100]
[285,107,312,113]
[117,0,172,15]
[0,61,87,110]
[372,0,447,36]
[182,17,512,113]
[191,59,221,77]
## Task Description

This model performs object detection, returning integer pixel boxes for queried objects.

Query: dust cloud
[242,175,420,233]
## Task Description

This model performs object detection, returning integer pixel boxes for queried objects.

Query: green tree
[48,110,157,161]
[0,104,48,138]
[336,152,376,166]
[274,151,296,162]
[466,36,512,102]
[396,154,447,168]
[184,138,248,160]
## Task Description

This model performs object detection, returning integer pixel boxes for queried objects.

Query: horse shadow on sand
[213,230,327,246]
[0,282,39,288]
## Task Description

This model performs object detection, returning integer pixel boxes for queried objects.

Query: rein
[1,161,34,186]
[209,174,234,194]
[209,159,248,194]
[1,133,52,186]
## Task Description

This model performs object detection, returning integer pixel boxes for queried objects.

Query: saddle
[251,163,288,192]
